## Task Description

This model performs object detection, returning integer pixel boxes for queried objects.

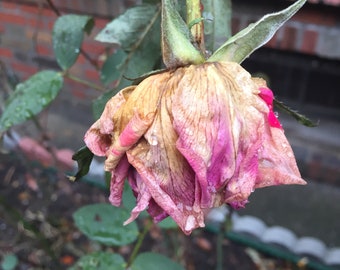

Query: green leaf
[92,79,129,120]
[100,49,128,85]
[157,216,178,230]
[69,252,126,270]
[207,0,307,63]
[53,15,94,70]
[131,68,167,85]
[121,182,148,219]
[67,146,94,182]
[274,99,318,127]
[73,203,139,246]
[93,6,162,119]
[0,71,63,132]
[143,0,160,3]
[96,4,159,51]
[131,252,185,270]
[122,182,136,212]
[162,0,205,68]
[202,0,232,52]
[1,254,18,270]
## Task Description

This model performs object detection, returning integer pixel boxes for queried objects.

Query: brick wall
[232,1,340,59]
[308,0,340,5]
[0,0,124,102]
[0,0,339,96]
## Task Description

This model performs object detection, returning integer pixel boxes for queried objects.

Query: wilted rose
[84,61,305,234]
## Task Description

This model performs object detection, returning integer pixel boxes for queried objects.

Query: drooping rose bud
[84,61,305,234]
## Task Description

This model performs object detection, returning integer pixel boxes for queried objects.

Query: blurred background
[0,0,339,269]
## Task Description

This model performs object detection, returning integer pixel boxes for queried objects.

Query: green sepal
[67,146,94,182]
[161,0,205,68]
[207,0,307,63]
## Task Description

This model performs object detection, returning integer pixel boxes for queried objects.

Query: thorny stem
[186,0,205,53]
[126,219,153,268]
[65,73,106,92]
[45,0,100,70]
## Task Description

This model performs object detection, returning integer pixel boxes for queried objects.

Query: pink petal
[124,170,168,224]
[105,111,154,171]
[172,64,236,208]
[108,156,130,206]
[84,87,134,156]
[258,87,282,129]
[127,138,204,234]
[256,127,306,187]
[123,171,152,225]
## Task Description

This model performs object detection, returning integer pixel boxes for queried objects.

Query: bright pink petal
[259,87,282,129]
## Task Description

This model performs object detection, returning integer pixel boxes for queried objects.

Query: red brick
[85,69,100,81]
[11,61,38,77]
[20,4,40,14]
[42,8,56,18]
[36,44,53,57]
[0,47,13,58]
[1,1,19,10]
[0,23,5,32]
[65,78,89,99]
[323,0,340,6]
[95,18,110,29]
[265,32,279,49]
[47,19,55,31]
[300,29,319,54]
[293,9,337,26]
[77,54,87,64]
[231,17,241,35]
[70,88,87,100]
[26,17,41,27]
[280,26,298,50]
[26,28,52,43]
[20,4,55,17]
[82,42,105,57]
[1,13,26,25]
